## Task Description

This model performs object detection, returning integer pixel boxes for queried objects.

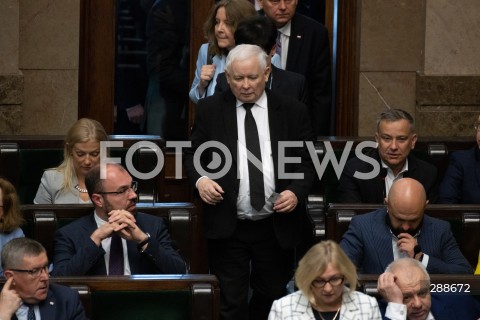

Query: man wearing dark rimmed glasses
[0,238,87,319]
[51,163,186,276]
[340,178,472,275]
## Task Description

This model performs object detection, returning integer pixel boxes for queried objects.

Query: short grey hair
[225,44,267,75]
[1,238,46,270]
[376,108,415,133]
[385,258,430,286]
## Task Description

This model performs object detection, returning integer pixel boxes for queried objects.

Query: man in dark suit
[338,108,438,203]
[378,258,480,320]
[340,178,472,275]
[0,238,87,320]
[215,15,308,106]
[259,0,332,135]
[52,163,186,276]
[184,44,315,320]
[439,115,480,204]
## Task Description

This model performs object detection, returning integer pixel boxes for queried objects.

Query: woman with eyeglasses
[0,178,25,276]
[269,240,381,320]
[34,118,108,204]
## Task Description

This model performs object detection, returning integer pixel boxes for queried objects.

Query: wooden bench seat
[326,203,480,268]
[20,202,208,273]
[0,135,166,203]
[0,275,220,320]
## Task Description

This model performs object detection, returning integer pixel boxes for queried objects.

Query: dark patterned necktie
[243,103,265,211]
[109,232,124,275]
[26,304,36,320]
[276,31,282,58]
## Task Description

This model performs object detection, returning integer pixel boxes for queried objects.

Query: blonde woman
[34,118,108,204]
[269,240,381,320]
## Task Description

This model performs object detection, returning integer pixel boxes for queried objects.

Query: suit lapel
[373,210,395,271]
[340,291,358,320]
[266,90,283,182]
[286,14,303,70]
[86,214,107,275]
[222,92,239,166]
[39,288,57,319]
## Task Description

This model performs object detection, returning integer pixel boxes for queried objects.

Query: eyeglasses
[10,264,49,278]
[311,276,344,288]
[267,0,295,5]
[97,181,138,196]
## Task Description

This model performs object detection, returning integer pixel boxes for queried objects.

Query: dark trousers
[208,217,294,320]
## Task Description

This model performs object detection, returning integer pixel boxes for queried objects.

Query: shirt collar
[278,20,291,37]
[236,90,268,110]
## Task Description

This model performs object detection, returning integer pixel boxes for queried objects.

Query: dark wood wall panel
[79,0,116,133]
[334,0,360,136]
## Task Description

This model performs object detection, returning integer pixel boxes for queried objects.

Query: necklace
[75,185,88,193]
[315,307,340,320]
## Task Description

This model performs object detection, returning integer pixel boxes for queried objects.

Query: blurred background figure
[34,118,108,204]
[439,114,480,204]
[0,178,25,276]
[269,240,381,319]
[189,0,257,103]
[114,0,150,134]
[143,0,190,140]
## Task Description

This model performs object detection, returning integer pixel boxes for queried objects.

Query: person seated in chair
[378,257,480,320]
[340,178,472,274]
[0,238,88,320]
[52,163,186,276]
[338,109,438,204]
[439,114,480,204]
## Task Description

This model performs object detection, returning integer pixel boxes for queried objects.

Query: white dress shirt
[236,91,275,220]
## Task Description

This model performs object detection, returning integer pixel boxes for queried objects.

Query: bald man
[340,178,472,274]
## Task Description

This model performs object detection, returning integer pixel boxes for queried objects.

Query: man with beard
[0,238,87,319]
[339,178,472,274]
[51,163,186,276]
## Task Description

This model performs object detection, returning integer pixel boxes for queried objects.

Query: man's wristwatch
[414,244,423,261]
[137,232,151,251]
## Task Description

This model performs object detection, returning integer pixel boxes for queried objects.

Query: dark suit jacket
[285,13,332,136]
[439,146,480,204]
[214,65,308,106]
[184,89,315,249]
[9,283,87,320]
[338,147,439,203]
[339,208,473,274]
[52,212,186,276]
